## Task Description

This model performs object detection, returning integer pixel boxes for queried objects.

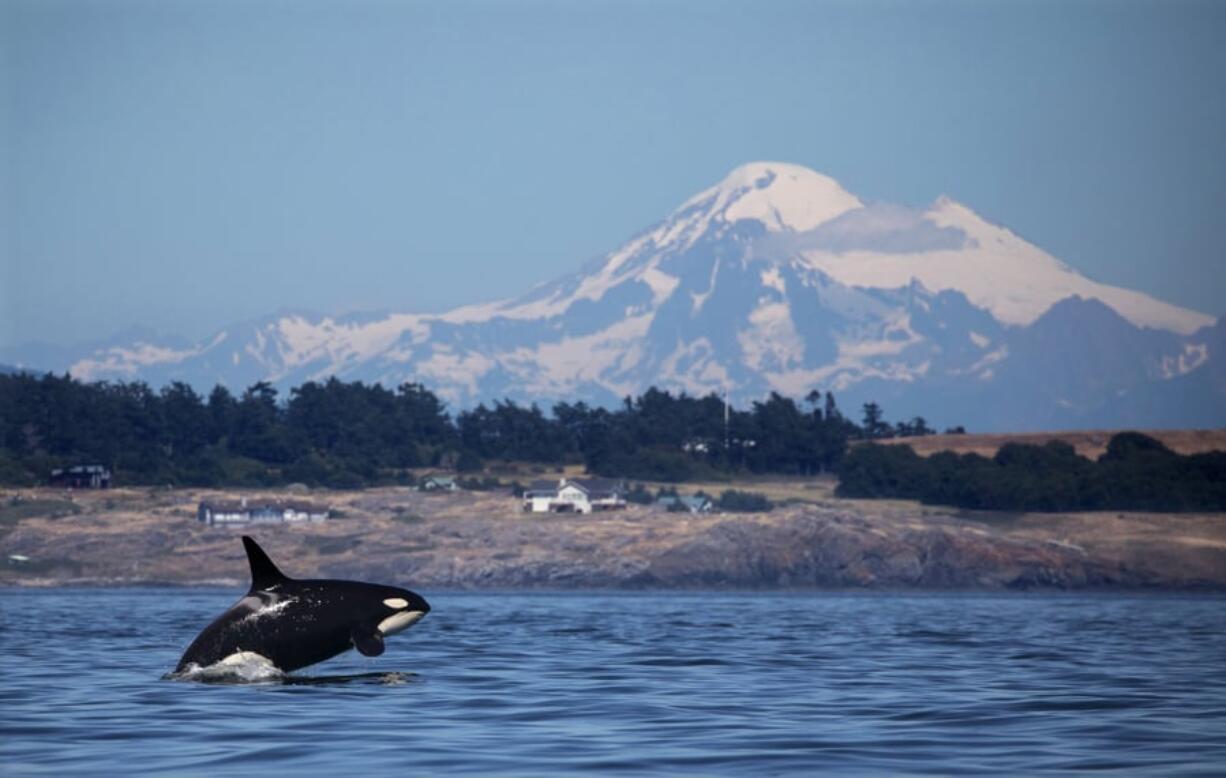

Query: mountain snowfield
[14,162,1223,431]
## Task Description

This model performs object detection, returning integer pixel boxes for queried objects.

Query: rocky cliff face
[3,488,1223,591]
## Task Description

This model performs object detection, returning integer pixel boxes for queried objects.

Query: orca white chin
[377,610,427,637]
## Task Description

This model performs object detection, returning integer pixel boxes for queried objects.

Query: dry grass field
[2,478,1224,590]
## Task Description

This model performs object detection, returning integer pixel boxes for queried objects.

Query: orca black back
[175,536,430,674]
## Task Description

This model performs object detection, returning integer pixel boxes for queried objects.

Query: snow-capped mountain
[7,162,1221,431]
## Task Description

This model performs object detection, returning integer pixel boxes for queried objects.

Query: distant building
[522,480,565,513]
[49,464,111,489]
[197,498,330,526]
[420,475,459,492]
[654,493,714,514]
[522,478,626,514]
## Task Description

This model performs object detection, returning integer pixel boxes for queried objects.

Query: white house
[522,480,563,513]
[522,478,626,514]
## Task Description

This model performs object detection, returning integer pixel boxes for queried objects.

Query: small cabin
[420,475,459,492]
[49,464,111,489]
[655,493,714,514]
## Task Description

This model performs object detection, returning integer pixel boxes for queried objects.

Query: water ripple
[1,589,1224,774]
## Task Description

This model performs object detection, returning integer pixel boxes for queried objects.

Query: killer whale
[174,536,430,674]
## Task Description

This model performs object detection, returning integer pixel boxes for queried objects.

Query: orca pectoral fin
[351,627,385,657]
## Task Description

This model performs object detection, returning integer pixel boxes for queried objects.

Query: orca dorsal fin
[242,536,289,591]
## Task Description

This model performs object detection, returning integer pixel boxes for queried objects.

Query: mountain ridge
[4,162,1220,432]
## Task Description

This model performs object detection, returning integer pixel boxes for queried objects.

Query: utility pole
[723,388,730,455]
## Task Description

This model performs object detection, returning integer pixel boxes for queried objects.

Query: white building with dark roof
[521,478,626,514]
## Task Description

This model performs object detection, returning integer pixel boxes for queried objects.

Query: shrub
[716,490,773,512]
[391,508,425,524]
[457,476,503,491]
[624,483,654,505]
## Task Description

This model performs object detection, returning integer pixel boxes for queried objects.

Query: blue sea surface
[1,589,1224,775]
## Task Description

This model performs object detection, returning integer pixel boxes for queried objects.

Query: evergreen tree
[804,389,824,420]
[861,402,892,440]
[824,391,839,421]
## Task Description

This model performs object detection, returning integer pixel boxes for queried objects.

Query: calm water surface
[2,589,1224,775]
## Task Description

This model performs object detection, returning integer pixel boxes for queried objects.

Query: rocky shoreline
[2,487,1224,591]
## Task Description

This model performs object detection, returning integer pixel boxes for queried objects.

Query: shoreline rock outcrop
[2,488,1223,591]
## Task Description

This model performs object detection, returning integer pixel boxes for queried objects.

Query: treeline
[0,373,910,487]
[836,433,1226,512]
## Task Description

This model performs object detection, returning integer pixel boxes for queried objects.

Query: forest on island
[0,373,897,487]
[2,373,1220,513]
[837,434,1226,512]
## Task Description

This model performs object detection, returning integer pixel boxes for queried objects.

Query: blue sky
[3,0,1224,349]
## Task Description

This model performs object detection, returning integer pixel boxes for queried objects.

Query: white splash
[239,596,297,624]
[169,651,283,683]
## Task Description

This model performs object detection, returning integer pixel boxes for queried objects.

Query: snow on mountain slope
[478,161,1208,336]
[801,196,1213,335]
[69,334,228,379]
[23,161,1219,430]
[70,313,431,384]
[683,161,863,234]
[446,161,863,324]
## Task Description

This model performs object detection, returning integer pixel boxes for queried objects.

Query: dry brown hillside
[3,485,1225,591]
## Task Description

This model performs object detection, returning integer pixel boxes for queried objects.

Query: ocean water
[1,589,1224,775]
